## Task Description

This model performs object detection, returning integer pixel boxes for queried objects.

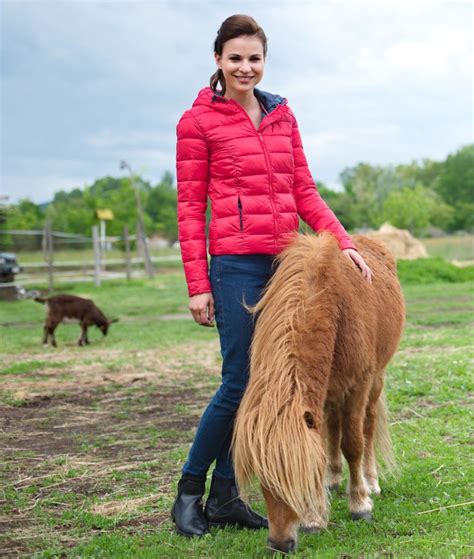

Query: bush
[397,257,474,284]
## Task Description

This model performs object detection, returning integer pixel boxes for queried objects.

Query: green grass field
[421,235,474,262]
[0,265,473,558]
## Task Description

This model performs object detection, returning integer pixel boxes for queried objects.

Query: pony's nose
[267,538,297,554]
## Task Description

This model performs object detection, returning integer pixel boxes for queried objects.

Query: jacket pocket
[237,196,243,231]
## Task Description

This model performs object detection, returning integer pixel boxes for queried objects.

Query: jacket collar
[253,88,286,113]
[194,86,287,115]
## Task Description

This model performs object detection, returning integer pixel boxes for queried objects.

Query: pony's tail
[233,379,328,520]
[375,388,398,475]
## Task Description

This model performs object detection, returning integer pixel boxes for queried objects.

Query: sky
[1,0,472,204]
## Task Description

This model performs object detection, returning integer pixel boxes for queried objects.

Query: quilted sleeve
[291,114,356,251]
[176,110,212,297]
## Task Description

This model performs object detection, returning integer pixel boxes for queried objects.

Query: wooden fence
[0,226,180,293]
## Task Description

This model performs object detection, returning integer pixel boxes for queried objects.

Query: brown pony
[233,232,405,554]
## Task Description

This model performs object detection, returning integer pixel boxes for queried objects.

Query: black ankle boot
[171,476,209,537]
[204,475,268,530]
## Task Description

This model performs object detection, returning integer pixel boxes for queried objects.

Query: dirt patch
[117,512,170,528]
[0,341,220,556]
[1,340,220,399]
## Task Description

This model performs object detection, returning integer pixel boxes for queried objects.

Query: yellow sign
[96,209,114,220]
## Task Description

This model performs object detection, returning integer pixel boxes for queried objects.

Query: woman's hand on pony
[343,248,373,284]
[189,292,215,327]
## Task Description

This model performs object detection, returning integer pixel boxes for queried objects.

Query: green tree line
[1,144,473,251]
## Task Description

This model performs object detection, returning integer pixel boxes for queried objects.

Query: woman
[172,14,372,538]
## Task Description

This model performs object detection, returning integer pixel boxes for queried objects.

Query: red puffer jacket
[176,86,355,296]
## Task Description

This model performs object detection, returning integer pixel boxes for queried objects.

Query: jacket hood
[192,86,287,114]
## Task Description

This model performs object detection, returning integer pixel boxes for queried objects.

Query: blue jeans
[182,254,275,479]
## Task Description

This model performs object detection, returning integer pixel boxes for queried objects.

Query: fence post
[141,224,154,279]
[92,225,101,286]
[43,222,54,293]
[123,226,132,281]
[136,222,154,279]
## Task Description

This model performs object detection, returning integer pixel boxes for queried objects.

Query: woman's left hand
[342,248,373,284]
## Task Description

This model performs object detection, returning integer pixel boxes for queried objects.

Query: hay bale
[365,223,428,260]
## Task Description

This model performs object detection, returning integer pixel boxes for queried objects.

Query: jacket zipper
[229,100,284,250]
[237,196,243,231]
[258,132,278,248]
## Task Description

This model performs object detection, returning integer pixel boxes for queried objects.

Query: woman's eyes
[229,57,261,62]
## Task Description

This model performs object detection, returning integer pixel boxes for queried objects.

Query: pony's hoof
[351,511,372,522]
[328,483,341,493]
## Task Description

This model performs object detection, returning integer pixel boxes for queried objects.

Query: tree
[395,158,444,191]
[381,185,453,236]
[316,183,355,230]
[434,144,474,231]
[338,163,405,229]
[2,199,45,250]
[146,172,178,244]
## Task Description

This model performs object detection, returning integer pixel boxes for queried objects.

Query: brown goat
[233,233,405,554]
[35,294,118,347]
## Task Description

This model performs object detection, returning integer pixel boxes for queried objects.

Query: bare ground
[0,340,221,557]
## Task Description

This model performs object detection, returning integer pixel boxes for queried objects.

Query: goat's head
[99,317,119,336]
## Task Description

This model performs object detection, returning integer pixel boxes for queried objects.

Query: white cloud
[2,174,93,204]
[87,129,174,149]
[1,0,472,203]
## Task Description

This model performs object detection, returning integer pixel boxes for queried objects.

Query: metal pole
[120,160,154,278]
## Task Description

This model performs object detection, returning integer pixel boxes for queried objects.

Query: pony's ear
[108,318,119,324]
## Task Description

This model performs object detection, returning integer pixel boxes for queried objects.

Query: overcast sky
[1,0,472,204]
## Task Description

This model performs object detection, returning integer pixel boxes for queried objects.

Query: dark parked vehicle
[0,252,22,283]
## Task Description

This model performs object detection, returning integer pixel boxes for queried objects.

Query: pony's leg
[341,386,373,521]
[325,402,343,491]
[262,486,299,554]
[363,376,383,495]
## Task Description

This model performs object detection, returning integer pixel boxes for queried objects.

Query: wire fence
[0,226,181,296]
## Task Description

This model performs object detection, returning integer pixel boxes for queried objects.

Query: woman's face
[215,35,265,96]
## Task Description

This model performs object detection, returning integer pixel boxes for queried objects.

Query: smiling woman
[210,18,267,97]
[213,35,266,130]
[172,13,373,543]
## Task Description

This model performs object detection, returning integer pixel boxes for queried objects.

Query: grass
[421,235,474,262]
[397,257,474,284]
[0,262,473,557]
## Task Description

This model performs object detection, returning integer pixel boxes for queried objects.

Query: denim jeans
[182,254,275,479]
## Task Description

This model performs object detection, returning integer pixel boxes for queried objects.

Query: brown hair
[210,14,268,96]
[233,232,404,550]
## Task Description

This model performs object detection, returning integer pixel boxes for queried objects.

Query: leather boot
[204,475,268,529]
[171,476,209,537]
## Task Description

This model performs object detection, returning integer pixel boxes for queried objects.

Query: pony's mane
[233,232,341,518]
